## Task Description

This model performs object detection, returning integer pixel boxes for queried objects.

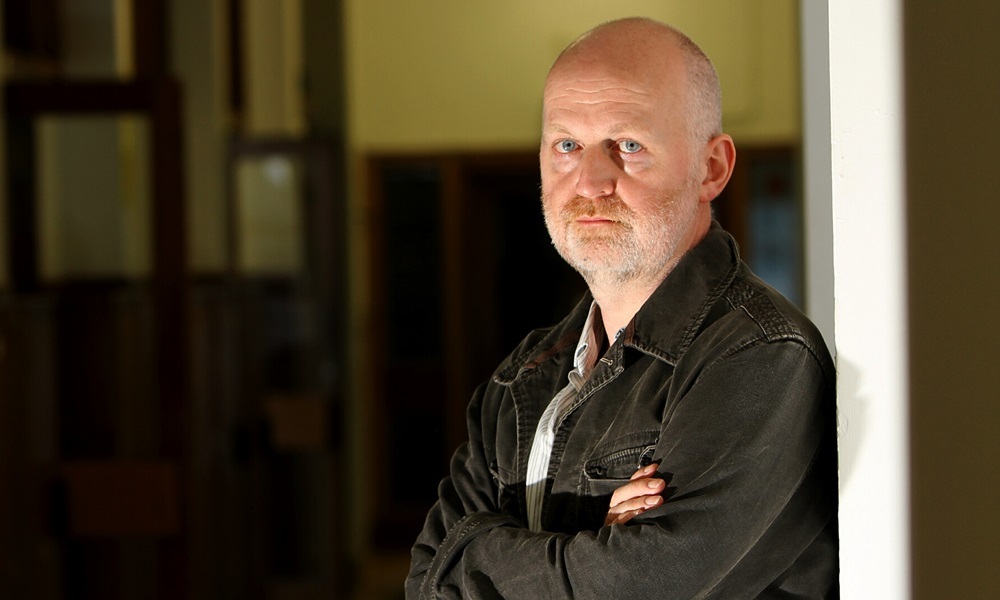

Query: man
[407,17,838,599]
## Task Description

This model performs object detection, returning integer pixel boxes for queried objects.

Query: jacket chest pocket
[583,431,660,498]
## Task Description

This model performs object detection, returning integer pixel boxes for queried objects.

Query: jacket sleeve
[412,340,838,599]
[405,381,520,599]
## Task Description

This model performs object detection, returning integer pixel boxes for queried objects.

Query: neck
[589,277,663,341]
[587,211,713,341]
[588,223,706,338]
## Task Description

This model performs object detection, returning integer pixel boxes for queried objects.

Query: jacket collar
[622,221,740,364]
[496,221,740,382]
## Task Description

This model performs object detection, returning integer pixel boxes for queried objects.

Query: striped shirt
[525,302,602,532]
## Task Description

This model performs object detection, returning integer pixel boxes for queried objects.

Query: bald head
[547,18,723,144]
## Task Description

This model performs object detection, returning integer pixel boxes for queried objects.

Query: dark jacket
[407,223,839,599]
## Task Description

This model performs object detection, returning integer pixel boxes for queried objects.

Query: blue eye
[618,139,643,154]
[556,140,578,153]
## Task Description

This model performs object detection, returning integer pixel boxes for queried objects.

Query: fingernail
[645,496,661,506]
[647,478,661,489]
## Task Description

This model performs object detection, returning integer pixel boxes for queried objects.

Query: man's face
[540,57,705,288]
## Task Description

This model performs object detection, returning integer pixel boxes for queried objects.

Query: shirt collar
[571,301,601,383]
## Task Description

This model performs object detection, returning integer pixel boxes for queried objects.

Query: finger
[606,496,662,526]
[609,477,664,506]
[606,507,644,526]
[630,462,660,480]
[610,493,664,516]
[604,506,652,525]
[606,489,665,527]
[609,476,665,506]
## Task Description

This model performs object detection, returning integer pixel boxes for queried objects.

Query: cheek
[540,173,567,207]
[540,192,560,222]
[541,150,578,180]
[625,168,691,204]
[540,189,568,231]
[541,162,578,198]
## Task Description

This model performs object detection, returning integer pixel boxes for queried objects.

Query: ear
[698,134,736,204]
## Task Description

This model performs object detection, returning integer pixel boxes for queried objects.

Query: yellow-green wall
[345,0,801,152]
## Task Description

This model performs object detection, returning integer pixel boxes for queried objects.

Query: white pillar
[822,0,910,597]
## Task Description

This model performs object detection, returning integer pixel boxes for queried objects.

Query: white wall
[807,1,911,597]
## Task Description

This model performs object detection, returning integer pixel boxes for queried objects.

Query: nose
[575,145,618,199]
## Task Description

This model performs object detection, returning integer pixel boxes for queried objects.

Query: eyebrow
[608,122,643,136]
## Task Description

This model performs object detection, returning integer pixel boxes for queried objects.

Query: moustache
[562,196,634,223]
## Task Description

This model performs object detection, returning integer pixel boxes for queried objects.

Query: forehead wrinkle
[546,97,654,112]
[545,84,657,102]
[543,78,659,137]
[544,90,656,112]
[544,88,658,116]
[553,84,656,97]
[543,96,656,126]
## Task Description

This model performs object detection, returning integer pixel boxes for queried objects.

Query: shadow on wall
[833,356,865,493]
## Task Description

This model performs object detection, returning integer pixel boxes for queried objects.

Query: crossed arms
[406,340,838,600]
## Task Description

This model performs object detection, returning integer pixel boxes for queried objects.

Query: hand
[604,463,665,526]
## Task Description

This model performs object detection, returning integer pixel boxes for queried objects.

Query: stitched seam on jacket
[420,514,485,599]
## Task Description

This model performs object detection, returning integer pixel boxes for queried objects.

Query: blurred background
[0,2,806,598]
[0,1,995,599]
